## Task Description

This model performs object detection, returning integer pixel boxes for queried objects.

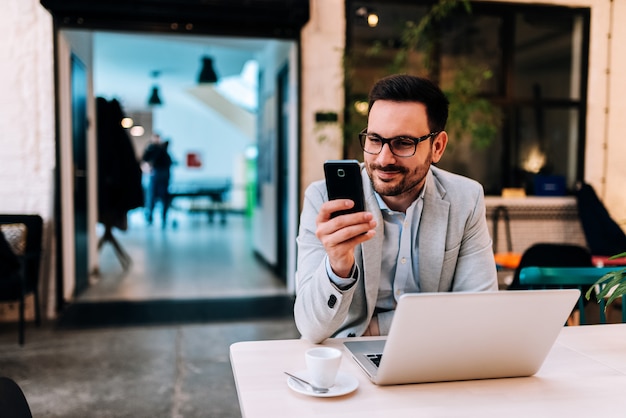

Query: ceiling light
[147,70,163,106]
[354,101,369,116]
[355,6,378,28]
[121,117,134,128]
[130,125,145,137]
[367,13,379,27]
[245,145,258,160]
[198,56,219,84]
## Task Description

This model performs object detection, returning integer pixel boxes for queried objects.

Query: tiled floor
[0,208,299,417]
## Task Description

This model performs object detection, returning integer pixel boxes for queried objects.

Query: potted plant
[585,252,626,309]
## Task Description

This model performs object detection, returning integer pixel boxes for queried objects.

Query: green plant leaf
[605,280,626,308]
[585,267,626,312]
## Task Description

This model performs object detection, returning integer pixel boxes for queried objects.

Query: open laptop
[343,289,580,385]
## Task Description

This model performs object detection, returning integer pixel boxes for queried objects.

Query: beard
[366,150,433,197]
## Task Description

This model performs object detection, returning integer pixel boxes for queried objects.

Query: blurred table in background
[169,179,231,224]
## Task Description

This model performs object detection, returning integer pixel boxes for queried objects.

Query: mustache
[370,164,408,173]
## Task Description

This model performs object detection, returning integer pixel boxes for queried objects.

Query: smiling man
[294,74,498,343]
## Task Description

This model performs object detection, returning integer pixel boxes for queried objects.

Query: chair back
[0,376,33,418]
[576,182,626,256]
[509,243,593,290]
[0,215,43,294]
[519,266,626,324]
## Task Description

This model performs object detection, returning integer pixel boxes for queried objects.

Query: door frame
[47,3,307,307]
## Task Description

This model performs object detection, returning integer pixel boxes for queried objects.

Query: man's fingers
[316,215,376,245]
[314,200,376,277]
[317,199,355,222]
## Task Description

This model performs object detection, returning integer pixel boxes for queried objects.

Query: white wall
[0,2,55,213]
[0,0,55,319]
[151,89,251,184]
[252,42,296,266]
[604,0,626,228]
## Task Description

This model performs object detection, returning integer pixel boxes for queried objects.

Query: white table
[230,324,626,417]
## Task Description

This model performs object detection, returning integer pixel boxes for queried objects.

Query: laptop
[343,289,580,385]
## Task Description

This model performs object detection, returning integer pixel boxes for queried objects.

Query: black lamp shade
[148,86,162,106]
[198,57,218,84]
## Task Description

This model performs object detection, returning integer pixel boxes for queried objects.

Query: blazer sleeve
[293,180,360,343]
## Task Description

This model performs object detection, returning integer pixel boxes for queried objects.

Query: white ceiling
[89,31,274,111]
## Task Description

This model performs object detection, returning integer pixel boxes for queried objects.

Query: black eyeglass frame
[358,128,441,157]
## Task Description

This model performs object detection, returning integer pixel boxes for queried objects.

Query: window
[346,1,589,195]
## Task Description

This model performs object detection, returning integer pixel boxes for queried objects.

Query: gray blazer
[294,165,498,343]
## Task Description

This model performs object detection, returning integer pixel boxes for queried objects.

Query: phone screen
[324,160,365,218]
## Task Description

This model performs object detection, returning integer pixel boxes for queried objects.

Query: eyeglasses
[358,128,440,158]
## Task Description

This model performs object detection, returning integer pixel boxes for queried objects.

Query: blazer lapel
[418,170,450,292]
[360,168,384,316]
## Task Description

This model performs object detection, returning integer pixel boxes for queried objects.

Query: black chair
[0,215,43,345]
[508,243,594,325]
[0,377,33,418]
[576,182,626,256]
[508,243,594,290]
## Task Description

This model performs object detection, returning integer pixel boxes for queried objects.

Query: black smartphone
[324,160,365,218]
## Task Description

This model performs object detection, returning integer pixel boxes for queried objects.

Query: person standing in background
[141,133,173,227]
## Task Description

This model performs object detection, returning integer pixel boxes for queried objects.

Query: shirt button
[400,257,407,264]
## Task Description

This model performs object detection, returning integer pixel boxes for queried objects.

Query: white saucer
[287,370,359,398]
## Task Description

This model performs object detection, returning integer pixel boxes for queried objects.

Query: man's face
[364,100,447,199]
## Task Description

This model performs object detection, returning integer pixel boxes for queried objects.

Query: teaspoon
[284,372,329,394]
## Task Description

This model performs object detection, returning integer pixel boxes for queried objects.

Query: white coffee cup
[305,347,342,389]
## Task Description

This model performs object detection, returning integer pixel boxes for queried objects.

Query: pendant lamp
[147,70,163,106]
[148,86,163,106]
[198,56,218,84]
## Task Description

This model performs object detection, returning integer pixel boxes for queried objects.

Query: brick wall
[0,0,56,320]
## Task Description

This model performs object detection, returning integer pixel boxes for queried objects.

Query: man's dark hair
[368,74,449,132]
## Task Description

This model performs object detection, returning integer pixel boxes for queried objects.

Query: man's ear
[431,131,448,163]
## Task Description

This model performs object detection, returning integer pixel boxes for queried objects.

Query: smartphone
[324,160,365,218]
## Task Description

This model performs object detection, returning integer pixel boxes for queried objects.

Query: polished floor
[83,208,289,301]
[0,208,300,417]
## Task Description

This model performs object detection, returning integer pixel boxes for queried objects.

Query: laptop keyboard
[367,353,383,367]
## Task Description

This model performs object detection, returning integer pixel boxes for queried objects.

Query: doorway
[75,31,296,304]
[44,0,309,311]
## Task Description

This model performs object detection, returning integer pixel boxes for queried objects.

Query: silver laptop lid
[346,289,580,385]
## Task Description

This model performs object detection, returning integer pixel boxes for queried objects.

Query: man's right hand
[315,199,376,278]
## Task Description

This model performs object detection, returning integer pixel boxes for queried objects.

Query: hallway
[56,208,294,328]
[82,208,289,302]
